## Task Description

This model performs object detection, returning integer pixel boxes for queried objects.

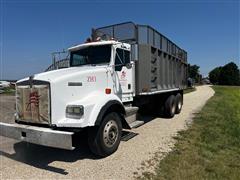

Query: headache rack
[92,22,188,94]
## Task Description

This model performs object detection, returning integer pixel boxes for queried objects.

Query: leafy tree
[209,66,222,84]
[188,64,201,83]
[219,62,240,85]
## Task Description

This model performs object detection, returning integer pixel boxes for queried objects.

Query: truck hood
[18,65,108,83]
[16,64,111,127]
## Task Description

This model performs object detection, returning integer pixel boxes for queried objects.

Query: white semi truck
[0,22,188,157]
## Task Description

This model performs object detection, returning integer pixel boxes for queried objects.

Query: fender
[94,100,131,129]
[62,92,129,128]
[87,93,124,127]
[94,100,126,126]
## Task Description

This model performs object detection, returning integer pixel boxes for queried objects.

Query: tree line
[188,64,201,84]
[188,61,239,86]
[209,62,240,86]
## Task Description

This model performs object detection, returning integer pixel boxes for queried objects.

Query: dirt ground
[0,86,214,179]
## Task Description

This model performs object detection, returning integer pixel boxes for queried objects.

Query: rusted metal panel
[16,85,50,124]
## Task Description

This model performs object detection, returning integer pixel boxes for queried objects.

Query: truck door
[114,48,134,102]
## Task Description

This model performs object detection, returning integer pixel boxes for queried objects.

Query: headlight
[66,105,84,119]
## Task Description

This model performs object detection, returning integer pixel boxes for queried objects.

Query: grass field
[142,86,240,180]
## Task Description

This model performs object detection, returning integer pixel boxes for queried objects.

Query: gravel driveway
[0,85,214,179]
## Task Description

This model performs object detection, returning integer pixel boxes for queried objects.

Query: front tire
[88,112,122,157]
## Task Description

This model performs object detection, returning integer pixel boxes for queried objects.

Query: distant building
[202,77,211,84]
[0,81,10,89]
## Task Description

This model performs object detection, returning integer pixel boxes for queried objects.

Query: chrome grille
[16,83,50,124]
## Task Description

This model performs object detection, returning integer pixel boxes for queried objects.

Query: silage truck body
[0,22,187,156]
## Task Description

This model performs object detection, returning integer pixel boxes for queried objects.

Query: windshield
[70,45,111,67]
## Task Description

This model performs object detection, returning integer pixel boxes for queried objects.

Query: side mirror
[126,63,132,69]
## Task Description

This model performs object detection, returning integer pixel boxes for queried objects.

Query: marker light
[105,88,111,94]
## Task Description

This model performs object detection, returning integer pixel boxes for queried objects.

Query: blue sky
[0,0,239,80]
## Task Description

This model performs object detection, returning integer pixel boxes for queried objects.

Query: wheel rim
[103,120,119,148]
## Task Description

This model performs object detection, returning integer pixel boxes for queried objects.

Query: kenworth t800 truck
[0,22,187,157]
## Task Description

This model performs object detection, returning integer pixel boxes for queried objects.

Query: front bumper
[0,122,75,150]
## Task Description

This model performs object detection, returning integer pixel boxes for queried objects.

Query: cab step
[129,120,144,128]
[124,106,144,129]
[121,131,138,141]
[125,106,139,124]
[125,106,139,116]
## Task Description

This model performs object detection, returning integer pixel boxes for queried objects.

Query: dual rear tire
[175,93,183,114]
[164,93,183,118]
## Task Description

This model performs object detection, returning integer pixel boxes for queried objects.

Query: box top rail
[92,22,187,62]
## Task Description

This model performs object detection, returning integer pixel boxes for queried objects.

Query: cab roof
[68,40,122,52]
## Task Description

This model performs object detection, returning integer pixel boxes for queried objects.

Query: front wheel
[88,112,122,157]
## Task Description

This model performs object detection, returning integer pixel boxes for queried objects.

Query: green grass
[141,86,240,180]
[1,87,15,95]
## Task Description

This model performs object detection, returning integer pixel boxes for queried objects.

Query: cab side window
[124,50,130,64]
[115,49,130,71]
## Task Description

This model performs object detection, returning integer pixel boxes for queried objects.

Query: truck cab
[69,40,134,103]
[4,40,135,156]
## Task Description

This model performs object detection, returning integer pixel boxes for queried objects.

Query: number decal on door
[87,76,96,82]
